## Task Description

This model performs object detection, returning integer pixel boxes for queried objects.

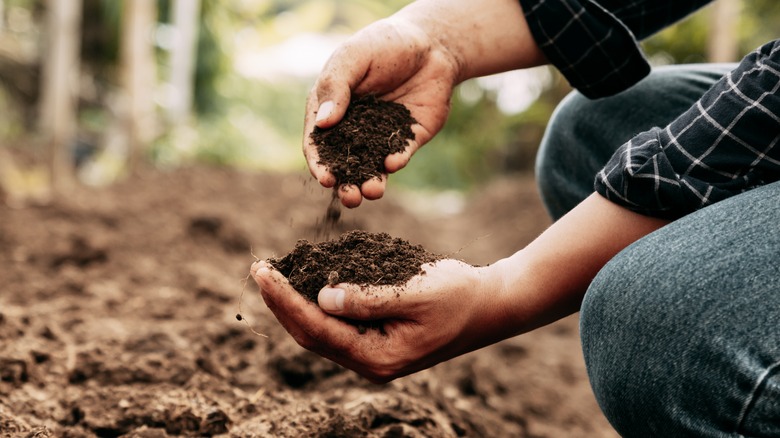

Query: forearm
[485,193,669,337]
[393,0,547,83]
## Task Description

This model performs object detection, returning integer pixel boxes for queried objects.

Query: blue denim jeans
[536,65,780,437]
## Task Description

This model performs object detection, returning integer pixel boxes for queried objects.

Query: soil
[268,230,442,303]
[311,95,416,187]
[0,166,619,437]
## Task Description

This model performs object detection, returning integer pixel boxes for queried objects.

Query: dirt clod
[311,95,417,188]
[268,230,441,302]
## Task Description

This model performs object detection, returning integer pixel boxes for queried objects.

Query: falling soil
[314,191,343,240]
[311,95,417,187]
[268,230,442,303]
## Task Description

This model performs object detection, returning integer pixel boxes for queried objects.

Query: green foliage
[193,0,228,115]
[641,10,711,64]
[642,0,780,64]
[739,0,780,53]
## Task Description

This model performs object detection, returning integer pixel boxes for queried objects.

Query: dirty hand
[304,0,544,208]
[303,16,457,208]
[251,258,512,383]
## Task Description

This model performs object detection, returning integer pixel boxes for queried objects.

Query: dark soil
[0,166,618,437]
[268,230,443,302]
[311,95,416,187]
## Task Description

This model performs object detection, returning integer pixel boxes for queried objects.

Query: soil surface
[269,230,442,302]
[311,95,416,187]
[0,166,619,437]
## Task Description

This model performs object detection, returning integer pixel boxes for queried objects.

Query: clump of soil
[268,230,441,302]
[311,95,417,187]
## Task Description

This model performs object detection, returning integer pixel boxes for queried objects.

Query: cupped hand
[251,258,509,383]
[304,17,460,208]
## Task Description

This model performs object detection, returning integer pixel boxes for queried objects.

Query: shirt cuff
[595,129,688,219]
[594,128,769,220]
[595,40,780,219]
[518,0,651,98]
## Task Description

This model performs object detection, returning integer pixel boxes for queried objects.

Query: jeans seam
[734,359,780,434]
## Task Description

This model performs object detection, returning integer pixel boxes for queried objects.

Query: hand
[252,194,669,382]
[304,0,545,208]
[304,17,458,208]
[251,258,510,383]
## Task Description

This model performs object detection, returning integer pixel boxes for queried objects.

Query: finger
[305,37,374,187]
[319,259,472,321]
[382,79,453,173]
[384,140,416,173]
[303,89,337,188]
[360,175,386,200]
[251,261,363,353]
[313,66,351,129]
[318,282,416,321]
[338,184,363,208]
[251,261,315,331]
[314,42,369,129]
[384,125,427,173]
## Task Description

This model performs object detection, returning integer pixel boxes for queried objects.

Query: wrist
[471,259,531,344]
[394,0,546,83]
[383,12,462,85]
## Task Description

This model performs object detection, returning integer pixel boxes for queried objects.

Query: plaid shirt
[519,0,780,219]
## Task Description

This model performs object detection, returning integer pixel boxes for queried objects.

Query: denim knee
[579,251,731,437]
[580,185,780,437]
[535,91,603,220]
[580,252,687,437]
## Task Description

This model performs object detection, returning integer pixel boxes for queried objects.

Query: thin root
[237,270,269,338]
[445,233,493,259]
[387,129,400,148]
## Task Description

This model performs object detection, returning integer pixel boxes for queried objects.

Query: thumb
[313,74,352,129]
[318,285,404,320]
[313,38,374,129]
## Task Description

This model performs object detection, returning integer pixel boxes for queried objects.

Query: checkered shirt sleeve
[518,0,712,98]
[595,40,780,219]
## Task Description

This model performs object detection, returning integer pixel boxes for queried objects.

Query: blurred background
[0,0,778,205]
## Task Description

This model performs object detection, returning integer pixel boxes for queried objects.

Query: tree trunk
[0,0,5,33]
[168,0,201,125]
[39,0,82,194]
[707,0,741,63]
[120,0,157,173]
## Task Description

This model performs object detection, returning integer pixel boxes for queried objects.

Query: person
[252,0,780,436]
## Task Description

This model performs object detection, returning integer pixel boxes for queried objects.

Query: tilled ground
[0,167,617,437]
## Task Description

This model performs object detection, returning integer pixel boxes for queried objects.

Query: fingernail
[315,101,333,123]
[252,261,270,277]
[319,287,345,312]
